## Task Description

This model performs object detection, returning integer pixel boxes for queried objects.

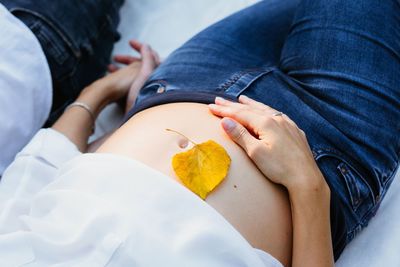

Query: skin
[97,102,293,264]
[52,40,334,267]
[53,40,159,151]
[209,96,333,267]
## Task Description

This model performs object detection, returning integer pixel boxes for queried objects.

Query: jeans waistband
[123,90,238,124]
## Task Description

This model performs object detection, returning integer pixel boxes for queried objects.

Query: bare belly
[96,102,292,265]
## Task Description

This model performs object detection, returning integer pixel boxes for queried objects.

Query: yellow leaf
[170,136,231,200]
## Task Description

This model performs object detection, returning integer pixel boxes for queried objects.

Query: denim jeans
[127,0,400,260]
[1,0,124,124]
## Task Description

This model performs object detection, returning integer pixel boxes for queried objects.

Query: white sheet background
[105,1,400,266]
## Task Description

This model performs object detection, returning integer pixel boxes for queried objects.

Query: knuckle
[234,126,247,141]
[247,143,263,159]
[261,116,274,127]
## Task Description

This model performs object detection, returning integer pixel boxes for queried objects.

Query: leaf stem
[166,128,197,145]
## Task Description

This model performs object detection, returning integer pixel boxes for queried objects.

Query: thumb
[221,118,257,154]
[140,44,157,75]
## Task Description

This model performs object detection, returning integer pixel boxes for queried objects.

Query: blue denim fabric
[1,0,124,124]
[127,0,400,260]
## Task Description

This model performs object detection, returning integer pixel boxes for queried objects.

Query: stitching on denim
[31,22,67,64]
[10,7,81,57]
[346,224,363,241]
[346,198,380,241]
[313,148,377,205]
[218,72,246,91]
[218,67,275,93]
[338,163,358,209]
[383,158,400,187]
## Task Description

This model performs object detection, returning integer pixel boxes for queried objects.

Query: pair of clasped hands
[92,40,327,194]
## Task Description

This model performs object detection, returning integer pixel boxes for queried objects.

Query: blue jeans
[1,0,124,124]
[127,0,400,260]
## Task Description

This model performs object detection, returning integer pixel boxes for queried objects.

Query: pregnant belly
[96,102,292,265]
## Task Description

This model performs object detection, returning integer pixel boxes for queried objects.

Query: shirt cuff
[18,128,81,168]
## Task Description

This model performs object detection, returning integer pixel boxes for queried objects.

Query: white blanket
[106,1,400,266]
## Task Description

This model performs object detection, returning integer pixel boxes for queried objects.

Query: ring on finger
[272,111,284,117]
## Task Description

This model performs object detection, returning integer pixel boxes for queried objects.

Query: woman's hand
[209,95,326,192]
[93,40,160,109]
[53,40,160,152]
[210,95,334,267]
[108,40,160,112]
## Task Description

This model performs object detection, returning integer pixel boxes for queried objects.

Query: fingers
[111,40,160,69]
[130,39,160,65]
[129,40,143,52]
[239,95,276,113]
[140,44,158,75]
[125,44,158,112]
[210,96,305,139]
[107,64,119,73]
[113,55,141,65]
[216,96,277,116]
[221,118,259,155]
[209,102,264,136]
[153,50,161,66]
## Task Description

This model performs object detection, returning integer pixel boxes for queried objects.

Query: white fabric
[0,4,52,175]
[0,129,282,267]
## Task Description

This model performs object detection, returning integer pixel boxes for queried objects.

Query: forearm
[52,81,112,152]
[289,177,334,267]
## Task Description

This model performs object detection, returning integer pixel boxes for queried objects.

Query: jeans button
[157,86,166,93]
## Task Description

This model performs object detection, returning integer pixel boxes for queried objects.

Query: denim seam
[218,71,246,91]
[30,21,68,65]
[283,68,399,107]
[383,159,400,187]
[289,25,400,60]
[10,7,81,58]
[313,147,377,205]
[338,163,362,211]
[219,68,275,94]
[346,200,379,240]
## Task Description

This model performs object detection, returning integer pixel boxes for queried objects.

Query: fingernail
[222,118,236,132]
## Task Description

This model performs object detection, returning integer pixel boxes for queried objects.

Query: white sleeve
[0,5,52,174]
[0,129,81,234]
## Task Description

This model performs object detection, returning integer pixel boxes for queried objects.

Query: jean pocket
[337,161,376,213]
[222,68,274,97]
[30,21,70,65]
[313,148,376,218]
[11,9,77,65]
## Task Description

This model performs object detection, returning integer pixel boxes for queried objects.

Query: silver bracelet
[66,102,96,133]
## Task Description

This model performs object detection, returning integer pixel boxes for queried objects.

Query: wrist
[77,81,113,116]
[287,171,331,204]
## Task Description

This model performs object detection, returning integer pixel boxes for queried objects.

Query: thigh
[280,0,400,176]
[141,0,300,97]
[267,0,400,257]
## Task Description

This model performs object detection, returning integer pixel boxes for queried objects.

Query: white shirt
[0,4,52,175]
[0,129,283,267]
